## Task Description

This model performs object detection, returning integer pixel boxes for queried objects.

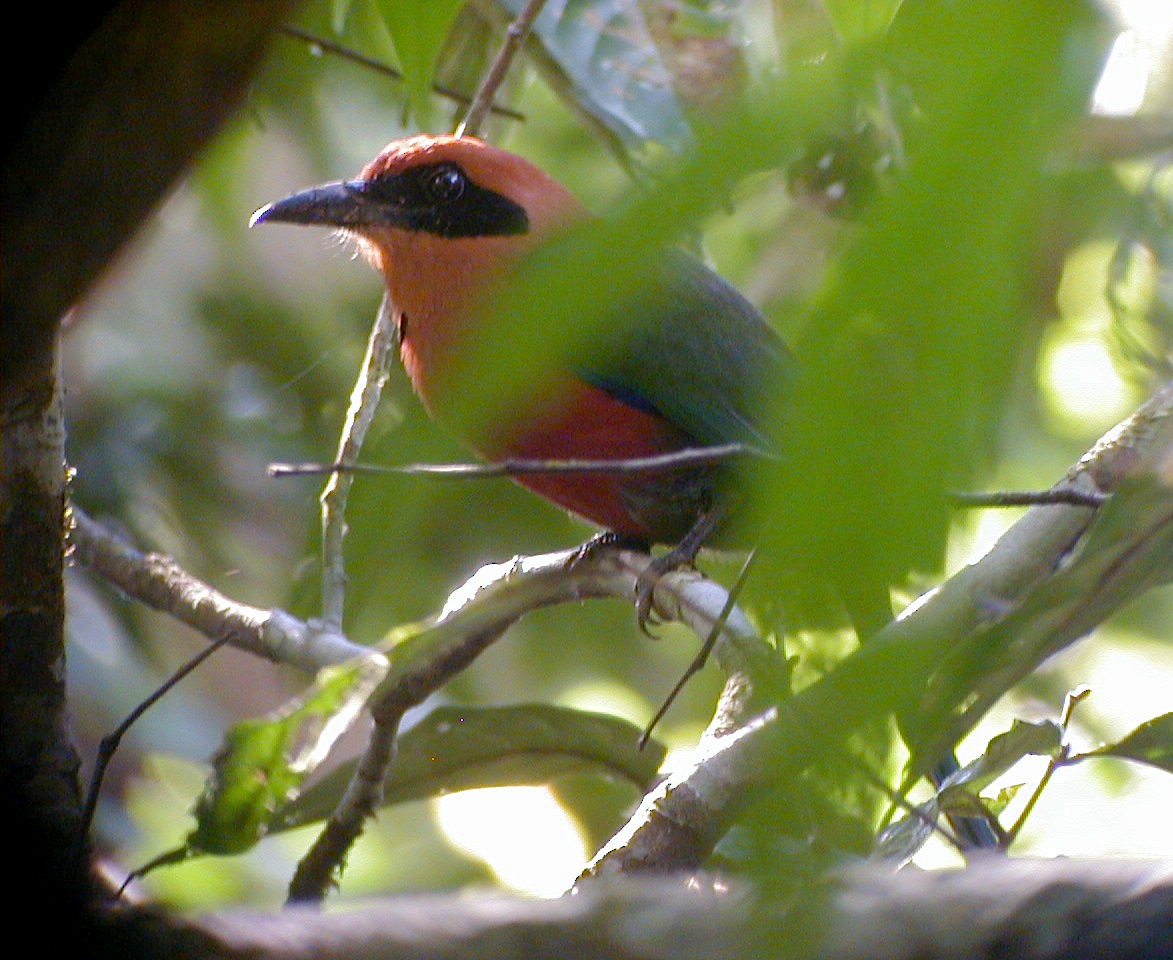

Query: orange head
[252,135,585,407]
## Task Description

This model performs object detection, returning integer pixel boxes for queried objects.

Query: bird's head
[251,134,582,276]
[251,135,587,407]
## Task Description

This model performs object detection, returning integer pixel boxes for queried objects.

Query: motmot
[252,134,789,609]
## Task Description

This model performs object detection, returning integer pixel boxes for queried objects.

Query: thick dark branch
[102,859,1173,960]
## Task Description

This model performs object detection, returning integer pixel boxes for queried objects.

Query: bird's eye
[427,165,466,202]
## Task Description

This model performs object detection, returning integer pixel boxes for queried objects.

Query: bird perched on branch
[252,134,789,614]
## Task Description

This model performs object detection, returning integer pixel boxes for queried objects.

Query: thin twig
[77,635,231,857]
[287,714,401,904]
[1004,686,1091,845]
[457,0,548,138]
[280,26,525,121]
[269,443,763,480]
[950,488,1107,509]
[319,295,398,629]
[639,545,759,748]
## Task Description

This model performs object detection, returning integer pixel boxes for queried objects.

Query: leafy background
[64,0,1172,908]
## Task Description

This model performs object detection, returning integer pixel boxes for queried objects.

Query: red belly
[481,378,696,540]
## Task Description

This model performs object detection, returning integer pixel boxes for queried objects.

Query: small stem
[320,295,398,629]
[280,26,525,121]
[950,488,1106,509]
[457,0,548,138]
[270,443,761,480]
[78,635,230,856]
[640,543,757,748]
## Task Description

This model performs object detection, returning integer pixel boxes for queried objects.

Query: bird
[253,135,1000,847]
[252,133,790,617]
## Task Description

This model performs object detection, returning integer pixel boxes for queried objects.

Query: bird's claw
[564,531,649,570]
[633,548,698,635]
[564,527,707,633]
[634,572,660,634]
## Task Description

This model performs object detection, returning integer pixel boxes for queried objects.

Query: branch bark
[1,0,297,929]
[100,858,1173,960]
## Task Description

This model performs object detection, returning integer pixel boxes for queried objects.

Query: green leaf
[1086,713,1173,774]
[938,719,1063,806]
[490,0,693,152]
[877,719,1061,860]
[823,0,903,46]
[375,0,465,125]
[984,781,1023,818]
[187,657,386,855]
[766,0,1106,603]
[873,796,937,862]
[277,703,666,830]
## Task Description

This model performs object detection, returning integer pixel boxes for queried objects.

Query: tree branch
[69,500,776,904]
[584,378,1173,878]
[102,858,1173,960]
[69,506,368,673]
[285,545,774,902]
[458,0,547,137]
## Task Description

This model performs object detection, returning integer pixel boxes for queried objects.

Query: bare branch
[285,545,773,903]
[319,295,398,629]
[269,443,762,480]
[279,26,525,121]
[457,0,547,137]
[69,506,367,673]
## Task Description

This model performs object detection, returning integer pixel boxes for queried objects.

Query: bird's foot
[563,532,668,633]
[633,543,700,634]
[632,508,724,632]
[564,531,650,570]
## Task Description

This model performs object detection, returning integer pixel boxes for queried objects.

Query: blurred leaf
[772,0,842,75]
[436,87,820,435]
[766,0,1107,606]
[375,0,466,125]
[332,0,354,33]
[1085,713,1173,774]
[484,0,692,153]
[278,703,667,829]
[187,657,386,855]
[435,5,516,135]
[823,0,903,46]
[872,795,936,862]
[438,2,1108,636]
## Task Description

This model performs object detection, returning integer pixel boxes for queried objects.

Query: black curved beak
[250,180,381,229]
